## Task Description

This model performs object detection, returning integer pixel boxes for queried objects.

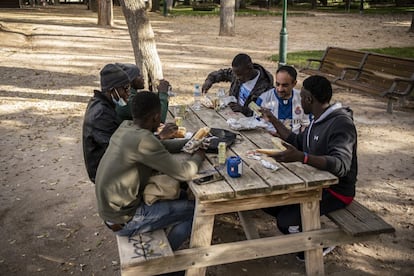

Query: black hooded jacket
[287,103,358,197]
[205,63,274,116]
[82,90,121,183]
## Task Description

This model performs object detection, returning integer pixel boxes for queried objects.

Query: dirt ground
[0,4,413,276]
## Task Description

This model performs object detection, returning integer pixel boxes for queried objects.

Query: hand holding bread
[157,123,184,140]
[255,137,287,155]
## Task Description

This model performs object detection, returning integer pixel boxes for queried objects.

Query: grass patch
[169,6,308,17]
[168,3,413,16]
[270,47,414,68]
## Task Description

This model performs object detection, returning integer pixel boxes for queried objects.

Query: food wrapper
[227,117,268,131]
[201,96,214,109]
[182,127,212,154]
[221,96,237,107]
[246,150,279,172]
[182,136,214,154]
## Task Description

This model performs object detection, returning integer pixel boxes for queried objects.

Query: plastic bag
[227,117,268,131]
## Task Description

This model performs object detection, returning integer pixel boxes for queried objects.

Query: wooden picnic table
[172,104,339,276]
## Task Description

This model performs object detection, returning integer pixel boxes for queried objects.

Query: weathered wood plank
[117,229,173,269]
[238,210,261,240]
[191,107,275,196]
[121,228,373,275]
[187,207,215,276]
[301,199,324,275]
[211,108,307,193]
[326,200,395,237]
[283,162,338,188]
[197,189,322,216]
[216,108,337,191]
[169,106,235,201]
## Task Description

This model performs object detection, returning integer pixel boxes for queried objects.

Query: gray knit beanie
[115,63,141,82]
[100,63,130,91]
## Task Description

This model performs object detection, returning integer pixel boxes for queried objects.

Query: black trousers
[263,189,346,234]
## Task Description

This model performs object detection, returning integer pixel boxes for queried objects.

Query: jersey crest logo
[294,106,302,115]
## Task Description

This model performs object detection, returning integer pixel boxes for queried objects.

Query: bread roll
[174,127,186,138]
[193,127,210,140]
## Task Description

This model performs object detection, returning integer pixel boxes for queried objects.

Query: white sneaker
[296,246,336,263]
[323,246,336,256]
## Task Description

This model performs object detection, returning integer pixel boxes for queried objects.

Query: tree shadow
[0,20,130,41]
[0,66,96,98]
[0,89,91,103]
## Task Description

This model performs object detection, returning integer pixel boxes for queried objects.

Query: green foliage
[271,50,325,68]
[360,47,414,58]
[271,47,414,68]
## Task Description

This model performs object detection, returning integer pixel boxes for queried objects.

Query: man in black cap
[114,63,170,124]
[83,63,178,184]
[82,63,131,183]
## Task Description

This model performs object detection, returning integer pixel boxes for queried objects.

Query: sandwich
[193,127,210,140]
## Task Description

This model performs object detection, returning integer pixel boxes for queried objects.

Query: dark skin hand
[260,108,328,170]
[158,123,178,140]
[157,79,170,93]
[259,108,291,140]
[229,102,244,112]
[268,141,303,163]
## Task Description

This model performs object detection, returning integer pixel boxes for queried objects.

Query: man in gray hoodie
[260,75,357,259]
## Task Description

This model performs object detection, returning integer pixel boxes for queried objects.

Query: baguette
[271,137,287,151]
[255,137,287,155]
[193,127,210,140]
[256,148,284,155]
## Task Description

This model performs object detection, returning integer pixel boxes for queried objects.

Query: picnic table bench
[301,46,414,113]
[114,105,395,275]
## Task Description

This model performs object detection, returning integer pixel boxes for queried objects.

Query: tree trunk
[311,0,316,9]
[89,0,98,11]
[166,0,173,11]
[145,0,152,10]
[119,0,164,90]
[219,0,235,36]
[410,12,414,33]
[98,0,113,26]
[345,0,351,12]
[151,0,159,12]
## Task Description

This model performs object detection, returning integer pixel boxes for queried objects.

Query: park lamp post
[163,0,167,16]
[279,0,288,68]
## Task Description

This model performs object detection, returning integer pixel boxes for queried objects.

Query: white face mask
[112,88,127,107]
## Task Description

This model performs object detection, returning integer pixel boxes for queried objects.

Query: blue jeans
[115,196,195,251]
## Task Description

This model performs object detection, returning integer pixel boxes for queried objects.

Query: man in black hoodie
[260,75,357,258]
[201,53,274,116]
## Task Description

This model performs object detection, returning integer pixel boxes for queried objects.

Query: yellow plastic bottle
[218,142,226,165]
